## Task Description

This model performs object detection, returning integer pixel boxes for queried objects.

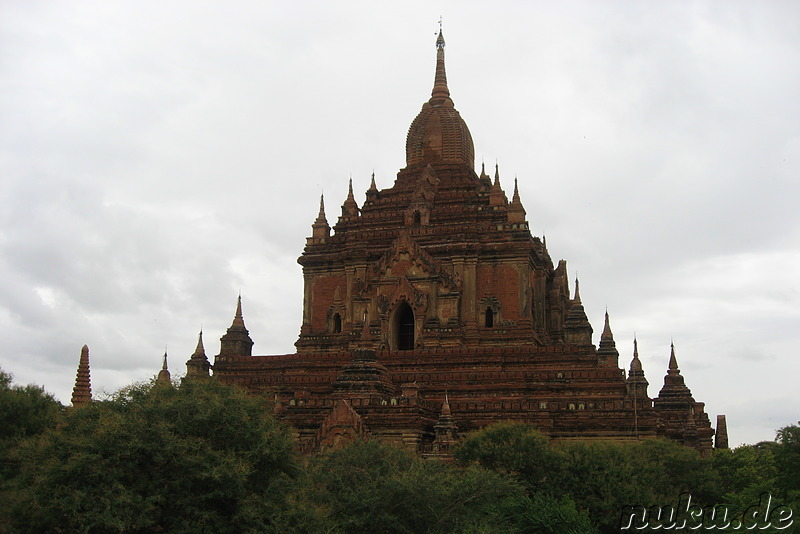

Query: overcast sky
[1,1,798,447]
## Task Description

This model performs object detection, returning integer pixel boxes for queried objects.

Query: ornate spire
[219,295,254,357]
[342,178,360,217]
[631,337,642,369]
[70,344,92,407]
[432,392,458,454]
[653,343,712,455]
[489,163,507,206]
[365,172,378,206]
[232,294,246,329]
[194,331,206,357]
[480,161,489,180]
[564,277,592,345]
[596,309,619,366]
[657,342,692,398]
[508,177,526,223]
[627,337,649,398]
[157,350,171,384]
[431,28,450,104]
[405,27,474,168]
[315,194,327,223]
[310,194,331,242]
[185,330,211,379]
[601,310,613,341]
[668,342,679,373]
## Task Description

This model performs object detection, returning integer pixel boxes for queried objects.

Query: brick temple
[184,30,726,456]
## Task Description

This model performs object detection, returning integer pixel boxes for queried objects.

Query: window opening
[395,302,415,350]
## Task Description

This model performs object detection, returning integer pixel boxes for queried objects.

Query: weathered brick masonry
[196,30,725,456]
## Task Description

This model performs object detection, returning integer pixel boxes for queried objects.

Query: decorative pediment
[370,232,456,289]
[388,275,427,314]
[315,399,367,451]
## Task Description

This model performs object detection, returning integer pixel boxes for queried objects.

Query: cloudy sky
[1,1,798,446]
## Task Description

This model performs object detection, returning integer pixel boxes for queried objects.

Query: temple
[200,30,725,455]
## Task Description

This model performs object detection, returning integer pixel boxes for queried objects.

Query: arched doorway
[393,301,415,350]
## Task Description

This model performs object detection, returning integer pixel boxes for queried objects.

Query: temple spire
[668,342,679,373]
[232,294,245,329]
[342,178,360,217]
[70,344,92,407]
[185,330,211,379]
[432,391,458,455]
[508,177,526,223]
[564,277,592,345]
[627,337,649,398]
[489,163,507,207]
[316,194,326,222]
[195,330,206,356]
[220,295,254,357]
[601,309,613,341]
[431,28,450,103]
[631,337,643,371]
[597,309,619,366]
[157,350,171,385]
[658,342,691,394]
[310,194,331,242]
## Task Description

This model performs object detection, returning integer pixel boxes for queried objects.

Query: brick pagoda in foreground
[200,30,725,456]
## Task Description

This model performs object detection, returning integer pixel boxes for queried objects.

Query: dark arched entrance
[394,302,415,350]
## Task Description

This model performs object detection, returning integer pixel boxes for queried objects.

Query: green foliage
[2,377,796,534]
[2,379,297,533]
[775,423,800,496]
[455,423,727,534]
[713,444,778,509]
[272,439,592,534]
[453,422,563,490]
[0,367,63,448]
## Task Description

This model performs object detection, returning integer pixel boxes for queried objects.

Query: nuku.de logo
[620,493,794,530]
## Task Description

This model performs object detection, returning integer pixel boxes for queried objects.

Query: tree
[774,422,800,496]
[2,379,297,533]
[273,439,592,534]
[453,422,564,491]
[0,368,63,447]
[454,423,723,534]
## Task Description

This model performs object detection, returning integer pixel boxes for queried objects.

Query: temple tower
[185,331,211,379]
[295,28,574,353]
[70,344,92,408]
